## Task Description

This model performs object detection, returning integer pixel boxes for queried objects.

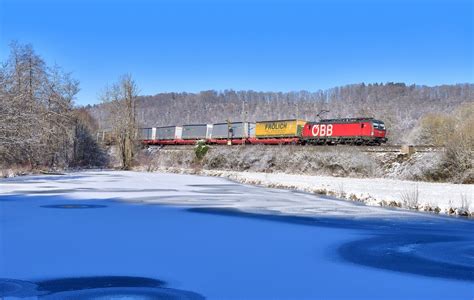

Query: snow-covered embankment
[195,170,473,217]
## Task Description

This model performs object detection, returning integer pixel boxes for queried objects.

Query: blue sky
[0,0,472,105]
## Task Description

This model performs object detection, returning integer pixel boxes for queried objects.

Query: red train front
[301,118,387,145]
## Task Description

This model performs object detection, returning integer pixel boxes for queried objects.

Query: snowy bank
[159,168,473,217]
[203,170,474,216]
[0,170,448,220]
[1,170,472,218]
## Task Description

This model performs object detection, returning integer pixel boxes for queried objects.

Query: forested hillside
[90,83,473,143]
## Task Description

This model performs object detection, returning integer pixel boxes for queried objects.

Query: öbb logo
[311,124,333,136]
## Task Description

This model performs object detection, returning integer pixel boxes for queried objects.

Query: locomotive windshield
[373,120,386,130]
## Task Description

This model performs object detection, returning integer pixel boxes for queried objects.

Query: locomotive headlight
[371,131,374,136]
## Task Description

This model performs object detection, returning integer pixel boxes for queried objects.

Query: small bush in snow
[400,184,420,209]
[337,182,346,198]
[456,193,472,216]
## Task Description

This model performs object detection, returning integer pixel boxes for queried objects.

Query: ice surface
[0,171,472,299]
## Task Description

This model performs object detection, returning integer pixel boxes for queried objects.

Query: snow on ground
[196,170,474,216]
[0,170,471,220]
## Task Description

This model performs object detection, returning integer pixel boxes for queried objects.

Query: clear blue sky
[0,0,472,105]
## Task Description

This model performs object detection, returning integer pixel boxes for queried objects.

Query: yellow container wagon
[255,119,307,138]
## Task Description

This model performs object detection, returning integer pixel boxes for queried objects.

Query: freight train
[140,117,387,146]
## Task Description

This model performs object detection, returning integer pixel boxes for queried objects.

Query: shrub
[194,140,209,161]
[459,193,471,213]
[416,113,455,146]
[400,184,419,209]
[413,102,473,183]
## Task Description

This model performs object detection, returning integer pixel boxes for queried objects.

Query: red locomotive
[301,118,387,145]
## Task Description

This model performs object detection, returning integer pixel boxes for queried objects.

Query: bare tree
[101,74,139,169]
[71,108,107,167]
[41,65,79,166]
[0,42,45,165]
[0,42,79,169]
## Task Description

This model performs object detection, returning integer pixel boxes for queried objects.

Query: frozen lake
[0,171,473,299]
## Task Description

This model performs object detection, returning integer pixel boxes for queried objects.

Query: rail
[147,144,443,154]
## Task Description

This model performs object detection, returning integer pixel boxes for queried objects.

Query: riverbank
[144,167,473,217]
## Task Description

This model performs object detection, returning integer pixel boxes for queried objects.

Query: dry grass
[337,182,346,198]
[459,193,471,214]
[0,164,35,178]
[400,184,420,209]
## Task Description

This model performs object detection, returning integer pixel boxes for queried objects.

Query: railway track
[148,144,443,153]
